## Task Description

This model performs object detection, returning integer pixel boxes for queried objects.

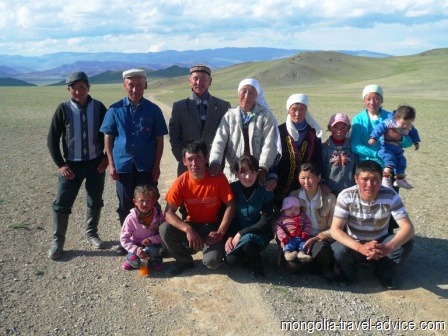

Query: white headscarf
[238,78,282,157]
[237,78,271,110]
[285,93,323,139]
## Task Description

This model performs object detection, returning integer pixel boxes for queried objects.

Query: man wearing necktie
[169,64,231,177]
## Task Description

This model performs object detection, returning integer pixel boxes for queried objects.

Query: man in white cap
[169,64,231,177]
[47,71,109,259]
[101,69,168,254]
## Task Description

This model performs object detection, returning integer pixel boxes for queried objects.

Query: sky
[0,0,447,57]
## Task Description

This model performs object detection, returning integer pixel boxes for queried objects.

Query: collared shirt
[192,91,209,121]
[100,97,168,173]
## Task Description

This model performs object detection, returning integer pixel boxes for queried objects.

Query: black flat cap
[66,71,88,86]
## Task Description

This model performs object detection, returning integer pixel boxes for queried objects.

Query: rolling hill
[150,48,448,107]
[0,77,37,86]
[1,48,446,89]
[191,48,448,94]
[0,48,389,77]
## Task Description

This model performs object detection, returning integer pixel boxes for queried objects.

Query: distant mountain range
[0,47,390,85]
[47,66,190,86]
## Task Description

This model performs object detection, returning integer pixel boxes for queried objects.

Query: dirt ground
[0,92,446,335]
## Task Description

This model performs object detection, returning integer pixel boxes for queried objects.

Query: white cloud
[0,0,446,56]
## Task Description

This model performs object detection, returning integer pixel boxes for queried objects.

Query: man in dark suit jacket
[169,64,231,176]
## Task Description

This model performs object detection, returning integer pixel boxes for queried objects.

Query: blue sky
[0,0,447,56]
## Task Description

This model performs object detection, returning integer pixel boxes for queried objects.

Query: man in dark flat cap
[169,64,231,177]
[100,69,168,254]
[47,71,109,259]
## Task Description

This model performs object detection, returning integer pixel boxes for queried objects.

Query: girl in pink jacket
[120,185,165,271]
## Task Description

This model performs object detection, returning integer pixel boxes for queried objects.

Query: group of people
[47,64,418,289]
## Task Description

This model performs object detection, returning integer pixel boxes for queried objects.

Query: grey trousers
[159,221,224,269]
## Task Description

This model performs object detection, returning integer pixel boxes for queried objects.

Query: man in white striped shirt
[331,160,414,289]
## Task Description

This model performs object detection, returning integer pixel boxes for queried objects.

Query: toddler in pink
[120,185,165,271]
[273,197,312,262]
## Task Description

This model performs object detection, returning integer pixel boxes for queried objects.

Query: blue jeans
[378,143,406,175]
[116,164,156,224]
[52,156,105,214]
[126,244,162,268]
[284,236,307,252]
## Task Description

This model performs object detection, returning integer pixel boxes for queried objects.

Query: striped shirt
[334,185,408,241]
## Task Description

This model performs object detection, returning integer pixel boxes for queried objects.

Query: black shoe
[337,275,353,287]
[116,245,127,255]
[321,269,337,284]
[379,277,398,290]
[251,268,265,279]
[48,244,63,259]
[251,262,265,279]
[167,262,194,276]
[88,236,106,249]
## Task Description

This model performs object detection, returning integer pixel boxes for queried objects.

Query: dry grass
[1,54,447,334]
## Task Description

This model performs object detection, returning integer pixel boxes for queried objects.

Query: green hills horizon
[1,48,446,92]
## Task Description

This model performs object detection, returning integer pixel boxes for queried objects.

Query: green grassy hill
[151,48,448,139]
[152,48,448,106]
[209,48,448,90]
[0,77,37,86]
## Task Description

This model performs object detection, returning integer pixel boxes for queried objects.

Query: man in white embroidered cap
[169,64,231,177]
[100,69,168,254]
[47,71,109,259]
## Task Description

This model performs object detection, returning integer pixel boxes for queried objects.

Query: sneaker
[382,176,393,188]
[122,261,133,271]
[284,251,298,261]
[394,178,413,189]
[297,251,312,262]
[166,262,194,276]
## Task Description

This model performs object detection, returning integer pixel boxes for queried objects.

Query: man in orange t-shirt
[160,140,235,276]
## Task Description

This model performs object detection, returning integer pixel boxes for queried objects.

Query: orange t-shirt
[165,170,234,224]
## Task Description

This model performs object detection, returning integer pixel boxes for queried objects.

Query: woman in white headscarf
[267,94,324,208]
[209,79,280,184]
